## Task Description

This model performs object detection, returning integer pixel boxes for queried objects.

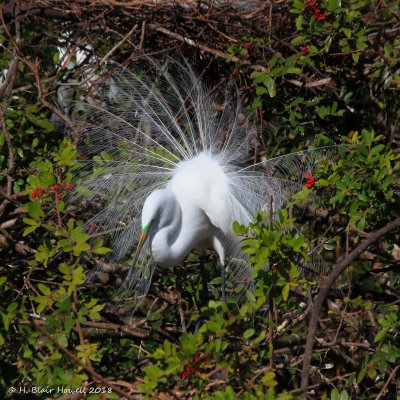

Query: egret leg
[212,234,226,303]
[199,255,209,307]
[221,262,226,303]
[195,255,208,334]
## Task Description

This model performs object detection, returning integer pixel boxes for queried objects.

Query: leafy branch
[300,216,400,395]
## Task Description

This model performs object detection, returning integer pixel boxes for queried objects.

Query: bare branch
[150,24,268,72]
[0,1,21,202]
[0,232,34,256]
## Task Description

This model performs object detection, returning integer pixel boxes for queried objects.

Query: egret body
[139,153,228,269]
[75,59,334,304]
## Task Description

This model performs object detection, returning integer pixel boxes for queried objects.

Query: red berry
[301,46,309,55]
[305,180,315,188]
[31,188,44,199]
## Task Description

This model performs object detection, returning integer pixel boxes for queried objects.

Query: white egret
[74,59,334,305]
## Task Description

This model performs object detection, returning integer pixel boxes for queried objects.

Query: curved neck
[150,196,192,268]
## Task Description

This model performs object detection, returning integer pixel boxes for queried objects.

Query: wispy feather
[71,58,336,304]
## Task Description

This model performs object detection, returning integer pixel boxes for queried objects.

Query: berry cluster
[31,187,48,199]
[305,171,316,189]
[31,182,74,201]
[306,0,327,21]
[53,183,74,200]
[181,351,208,379]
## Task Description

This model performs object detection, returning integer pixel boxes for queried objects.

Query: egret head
[134,189,180,264]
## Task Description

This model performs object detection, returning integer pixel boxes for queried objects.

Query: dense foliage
[1,1,399,399]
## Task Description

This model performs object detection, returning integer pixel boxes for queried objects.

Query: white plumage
[143,153,229,268]
[74,58,334,303]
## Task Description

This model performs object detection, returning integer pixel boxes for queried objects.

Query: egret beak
[132,220,153,265]
[132,231,148,265]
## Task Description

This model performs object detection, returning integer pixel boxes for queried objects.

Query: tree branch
[0,232,34,256]
[0,1,21,204]
[150,24,268,72]
[300,216,400,396]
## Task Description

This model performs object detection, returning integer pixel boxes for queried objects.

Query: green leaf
[243,328,255,339]
[23,225,38,236]
[286,67,301,74]
[38,283,51,296]
[328,0,340,10]
[352,1,366,9]
[361,129,373,146]
[352,52,360,63]
[94,247,112,255]
[25,105,54,132]
[374,327,388,343]
[53,51,60,64]
[358,193,368,202]
[296,15,303,30]
[341,28,352,39]
[73,242,91,256]
[233,221,246,236]
[71,227,89,243]
[282,284,290,301]
[64,317,75,332]
[7,302,18,313]
[55,333,68,347]
[340,390,349,400]
[23,218,38,226]
[291,36,307,46]
[24,200,45,221]
[256,86,268,95]
[370,144,385,156]
[331,388,340,400]
[250,71,268,84]
[357,368,367,384]
[264,76,276,97]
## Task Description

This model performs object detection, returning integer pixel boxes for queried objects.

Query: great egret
[74,59,334,305]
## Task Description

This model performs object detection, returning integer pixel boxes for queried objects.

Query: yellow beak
[133,230,149,265]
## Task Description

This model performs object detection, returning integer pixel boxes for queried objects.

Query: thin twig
[150,24,267,72]
[99,23,138,65]
[21,57,77,133]
[287,78,332,88]
[376,365,399,400]
[72,290,93,371]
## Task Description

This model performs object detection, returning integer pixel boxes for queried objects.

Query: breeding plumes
[73,59,335,305]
